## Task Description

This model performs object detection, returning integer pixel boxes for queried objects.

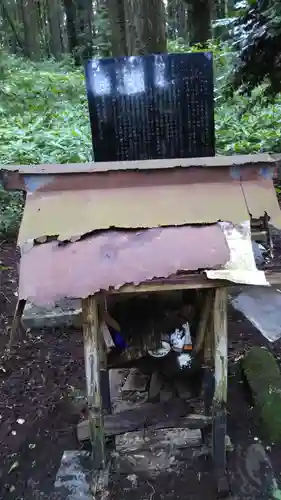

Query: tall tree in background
[230,0,281,97]
[95,0,111,56]
[1,0,23,53]
[20,0,41,59]
[76,0,94,60]
[108,0,127,56]
[63,0,78,55]
[63,0,94,63]
[187,0,212,44]
[169,0,188,40]
[0,0,222,62]
[175,0,188,39]
[124,0,167,55]
[47,0,63,59]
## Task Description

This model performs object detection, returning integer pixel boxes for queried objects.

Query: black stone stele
[85,53,215,162]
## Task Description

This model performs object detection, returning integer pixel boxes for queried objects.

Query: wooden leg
[82,296,106,469]
[100,353,111,414]
[8,299,26,349]
[194,289,213,355]
[201,291,215,445]
[212,287,229,497]
[99,300,111,415]
[204,293,215,366]
[213,287,227,408]
[264,213,274,258]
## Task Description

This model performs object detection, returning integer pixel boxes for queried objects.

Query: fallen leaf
[8,461,19,474]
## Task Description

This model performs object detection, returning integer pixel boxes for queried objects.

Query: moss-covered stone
[242,346,281,442]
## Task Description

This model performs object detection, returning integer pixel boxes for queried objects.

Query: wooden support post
[212,287,229,497]
[98,297,111,414]
[99,327,111,415]
[82,296,106,469]
[264,213,274,258]
[8,299,26,349]
[194,289,213,355]
[213,287,228,406]
[200,290,215,445]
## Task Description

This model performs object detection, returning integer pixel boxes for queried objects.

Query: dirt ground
[1,240,281,499]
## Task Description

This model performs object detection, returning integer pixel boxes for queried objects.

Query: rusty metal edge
[18,271,281,304]
[0,153,277,179]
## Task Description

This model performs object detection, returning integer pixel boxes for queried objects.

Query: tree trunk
[167,0,175,38]
[63,0,78,55]
[188,0,211,45]
[213,0,227,20]
[175,0,188,39]
[124,0,167,55]
[1,0,24,52]
[76,0,94,60]
[47,0,63,59]
[64,0,93,63]
[20,0,41,59]
[108,0,127,56]
[95,0,111,57]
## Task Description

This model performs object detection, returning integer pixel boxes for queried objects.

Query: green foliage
[230,0,281,96]
[242,346,281,442]
[0,52,92,165]
[0,51,91,238]
[0,186,23,239]
[1,40,281,237]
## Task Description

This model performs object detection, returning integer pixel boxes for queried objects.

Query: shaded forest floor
[1,241,281,499]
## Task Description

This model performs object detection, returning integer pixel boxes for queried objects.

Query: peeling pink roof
[2,154,281,305]
[19,225,229,306]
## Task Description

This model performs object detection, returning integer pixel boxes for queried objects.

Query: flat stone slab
[52,442,281,500]
[232,443,281,499]
[54,451,92,500]
[22,299,82,329]
[231,286,281,343]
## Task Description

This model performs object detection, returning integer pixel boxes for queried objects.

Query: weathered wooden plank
[101,321,115,352]
[77,400,211,442]
[194,289,213,354]
[113,428,202,475]
[204,314,214,365]
[82,295,105,468]
[116,427,201,452]
[98,311,111,415]
[110,275,229,294]
[102,310,121,332]
[8,299,26,348]
[213,287,228,404]
[212,287,229,496]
